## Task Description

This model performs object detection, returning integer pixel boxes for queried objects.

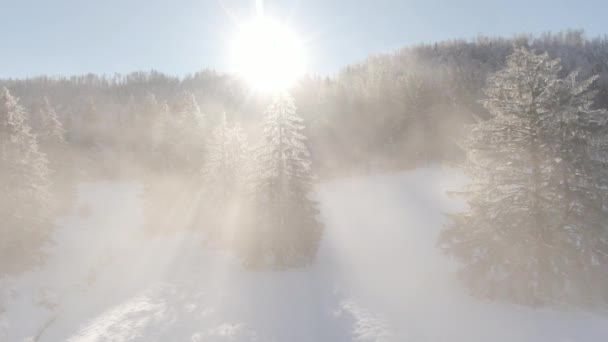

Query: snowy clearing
[1,168,607,342]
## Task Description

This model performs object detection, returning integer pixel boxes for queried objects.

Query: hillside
[2,168,607,342]
[4,31,608,176]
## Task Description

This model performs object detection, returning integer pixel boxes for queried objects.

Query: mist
[2,30,608,341]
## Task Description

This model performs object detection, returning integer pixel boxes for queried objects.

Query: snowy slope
[2,168,608,342]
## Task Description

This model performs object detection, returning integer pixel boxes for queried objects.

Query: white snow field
[2,168,608,342]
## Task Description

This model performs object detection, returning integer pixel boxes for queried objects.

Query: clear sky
[1,0,606,78]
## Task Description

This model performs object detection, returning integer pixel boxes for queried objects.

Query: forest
[3,29,608,311]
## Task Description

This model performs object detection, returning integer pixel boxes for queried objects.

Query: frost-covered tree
[33,96,75,203]
[440,47,608,306]
[0,87,53,275]
[545,70,608,304]
[172,91,206,172]
[149,100,173,172]
[244,92,322,269]
[175,91,204,128]
[203,112,249,198]
[200,112,250,242]
[37,96,67,150]
[36,96,68,173]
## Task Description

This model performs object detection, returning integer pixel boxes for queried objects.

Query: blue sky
[1,0,606,78]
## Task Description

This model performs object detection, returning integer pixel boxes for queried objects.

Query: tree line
[0,84,322,272]
[6,31,608,177]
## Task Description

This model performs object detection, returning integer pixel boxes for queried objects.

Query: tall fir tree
[172,91,206,173]
[202,112,249,199]
[546,70,608,304]
[37,97,67,150]
[150,100,173,173]
[200,112,250,243]
[36,96,68,170]
[439,47,608,306]
[245,92,322,269]
[0,87,53,275]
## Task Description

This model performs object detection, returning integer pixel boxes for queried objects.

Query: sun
[230,16,307,92]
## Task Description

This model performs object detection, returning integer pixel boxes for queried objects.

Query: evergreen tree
[200,112,250,243]
[245,92,322,269]
[37,97,67,149]
[546,70,608,304]
[172,91,205,173]
[175,91,204,128]
[154,101,174,173]
[439,47,608,305]
[37,96,68,169]
[0,87,53,275]
[203,112,249,199]
[35,96,75,208]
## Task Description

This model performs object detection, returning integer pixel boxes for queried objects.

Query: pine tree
[37,96,68,168]
[245,92,322,269]
[172,91,206,173]
[200,112,250,243]
[175,91,204,128]
[546,70,608,304]
[149,100,172,172]
[203,112,249,199]
[38,97,67,149]
[0,87,53,275]
[439,47,608,305]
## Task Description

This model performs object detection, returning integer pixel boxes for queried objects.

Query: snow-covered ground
[2,168,608,341]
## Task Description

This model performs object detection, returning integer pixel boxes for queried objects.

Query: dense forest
[3,30,608,306]
[5,30,608,177]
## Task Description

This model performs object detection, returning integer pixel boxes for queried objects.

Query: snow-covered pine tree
[150,100,173,172]
[0,87,53,275]
[172,91,205,173]
[203,112,249,198]
[439,47,608,306]
[37,97,67,149]
[546,70,608,304]
[200,112,249,243]
[245,92,322,269]
[34,96,75,208]
[37,96,67,166]
[175,91,204,128]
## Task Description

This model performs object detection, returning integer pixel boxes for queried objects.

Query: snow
[2,168,608,341]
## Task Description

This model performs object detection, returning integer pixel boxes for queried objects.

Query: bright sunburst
[230,15,307,92]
